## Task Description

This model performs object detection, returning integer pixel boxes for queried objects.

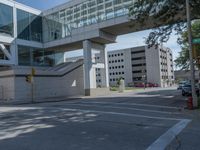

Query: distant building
[95,45,174,87]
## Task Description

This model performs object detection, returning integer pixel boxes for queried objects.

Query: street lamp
[186,0,198,107]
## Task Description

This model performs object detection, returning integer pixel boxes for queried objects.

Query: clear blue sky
[16,0,181,68]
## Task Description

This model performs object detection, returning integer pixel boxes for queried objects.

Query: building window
[0,3,13,36]
[132,57,145,61]
[132,63,146,67]
[18,45,31,66]
[131,50,145,54]
[132,70,142,73]
[17,9,42,42]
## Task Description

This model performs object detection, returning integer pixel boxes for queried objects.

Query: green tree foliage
[129,0,200,47]
[175,20,200,70]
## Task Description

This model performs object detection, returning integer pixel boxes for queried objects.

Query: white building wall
[145,46,162,86]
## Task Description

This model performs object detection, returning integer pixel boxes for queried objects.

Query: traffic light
[25,75,32,83]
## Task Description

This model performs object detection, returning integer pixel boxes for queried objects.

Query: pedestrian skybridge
[43,0,139,49]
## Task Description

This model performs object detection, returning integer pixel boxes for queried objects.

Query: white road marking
[77,101,181,109]
[64,103,181,115]
[58,108,188,121]
[146,119,191,150]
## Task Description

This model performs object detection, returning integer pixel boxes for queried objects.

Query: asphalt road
[0,88,199,150]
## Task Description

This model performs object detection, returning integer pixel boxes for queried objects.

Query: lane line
[146,119,191,150]
[57,107,188,121]
[76,101,181,109]
[63,103,181,115]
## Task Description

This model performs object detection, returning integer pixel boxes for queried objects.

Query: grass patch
[110,87,141,91]
[110,87,118,91]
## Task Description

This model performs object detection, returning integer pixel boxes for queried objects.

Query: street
[0,88,199,150]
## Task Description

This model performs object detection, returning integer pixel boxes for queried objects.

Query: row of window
[132,77,142,81]
[131,57,145,61]
[132,70,146,74]
[132,63,146,67]
[109,65,124,69]
[161,62,167,66]
[110,77,125,82]
[44,0,133,42]
[109,59,124,63]
[110,72,124,75]
[108,53,124,57]
[162,76,174,80]
[131,50,145,54]
[18,45,64,66]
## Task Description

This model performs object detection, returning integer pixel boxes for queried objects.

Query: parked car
[177,81,190,90]
[177,84,185,90]
[182,84,200,97]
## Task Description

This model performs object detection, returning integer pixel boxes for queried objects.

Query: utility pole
[186,0,198,107]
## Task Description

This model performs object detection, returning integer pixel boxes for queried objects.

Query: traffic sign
[192,38,200,44]
[192,45,200,59]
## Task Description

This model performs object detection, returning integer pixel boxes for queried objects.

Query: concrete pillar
[83,40,109,96]
[83,40,96,96]
[99,49,109,88]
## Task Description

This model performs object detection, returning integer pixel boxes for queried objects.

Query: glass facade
[0,0,134,67]
[17,9,43,42]
[18,45,64,66]
[43,0,134,42]
[0,3,13,36]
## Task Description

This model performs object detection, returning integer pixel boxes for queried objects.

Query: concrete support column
[83,40,96,96]
[99,49,109,88]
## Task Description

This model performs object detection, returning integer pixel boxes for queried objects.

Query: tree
[129,0,200,47]
[175,20,200,70]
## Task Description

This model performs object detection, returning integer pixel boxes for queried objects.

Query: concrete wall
[0,61,84,102]
[0,76,15,100]
[14,66,84,101]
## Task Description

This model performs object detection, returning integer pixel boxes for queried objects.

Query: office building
[96,45,174,87]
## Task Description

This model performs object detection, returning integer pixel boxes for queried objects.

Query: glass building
[0,0,134,67]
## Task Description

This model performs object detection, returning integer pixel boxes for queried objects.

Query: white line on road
[146,119,191,150]
[64,103,181,115]
[58,108,188,121]
[70,101,181,110]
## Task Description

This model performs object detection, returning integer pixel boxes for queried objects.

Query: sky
[16,0,181,65]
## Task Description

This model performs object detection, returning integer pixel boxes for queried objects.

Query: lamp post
[186,0,198,107]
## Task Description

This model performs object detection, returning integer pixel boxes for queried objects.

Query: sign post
[186,0,198,107]
[31,68,35,103]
